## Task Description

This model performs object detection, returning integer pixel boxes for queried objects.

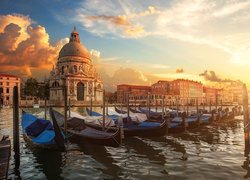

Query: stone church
[49,27,103,106]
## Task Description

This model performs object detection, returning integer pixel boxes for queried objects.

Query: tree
[37,82,50,99]
[24,78,38,97]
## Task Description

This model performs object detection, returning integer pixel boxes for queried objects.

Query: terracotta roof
[0,73,19,78]
[117,84,151,88]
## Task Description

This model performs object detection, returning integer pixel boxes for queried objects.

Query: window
[7,77,9,80]
[62,66,65,74]
[0,82,2,85]
[6,96,9,101]
[6,88,9,94]
[6,82,9,86]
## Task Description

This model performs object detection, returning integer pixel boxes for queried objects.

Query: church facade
[49,27,103,106]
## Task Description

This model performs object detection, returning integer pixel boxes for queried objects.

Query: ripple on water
[0,108,248,179]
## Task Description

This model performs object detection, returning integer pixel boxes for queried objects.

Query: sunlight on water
[0,107,249,179]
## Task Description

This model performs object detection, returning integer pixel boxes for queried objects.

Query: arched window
[74,65,77,73]
[62,66,65,75]
[77,82,84,100]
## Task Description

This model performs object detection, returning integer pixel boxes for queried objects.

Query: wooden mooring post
[13,86,20,169]
[215,94,218,112]
[64,86,67,136]
[209,98,212,113]
[68,98,71,118]
[147,92,150,120]
[181,112,187,132]
[90,93,93,116]
[44,99,47,120]
[127,93,130,122]
[102,90,106,130]
[243,84,250,149]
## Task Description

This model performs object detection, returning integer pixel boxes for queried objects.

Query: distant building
[151,80,174,105]
[48,27,103,106]
[170,79,203,105]
[0,74,21,106]
[117,79,203,106]
[203,86,222,105]
[117,84,151,104]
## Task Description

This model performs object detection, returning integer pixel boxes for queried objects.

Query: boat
[50,109,122,147]
[21,110,65,151]
[84,109,168,137]
[129,106,141,113]
[114,106,127,114]
[138,107,163,120]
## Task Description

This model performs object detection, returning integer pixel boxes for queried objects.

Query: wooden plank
[0,140,11,180]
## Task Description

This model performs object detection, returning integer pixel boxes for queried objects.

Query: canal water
[0,107,249,179]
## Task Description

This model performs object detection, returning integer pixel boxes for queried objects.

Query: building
[203,86,222,105]
[117,79,204,106]
[117,84,151,104]
[49,27,103,106]
[0,74,21,106]
[151,80,174,105]
[170,79,203,105]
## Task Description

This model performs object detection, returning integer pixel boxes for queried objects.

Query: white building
[49,27,103,106]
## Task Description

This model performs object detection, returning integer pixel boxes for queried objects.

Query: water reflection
[0,108,248,179]
[31,148,64,179]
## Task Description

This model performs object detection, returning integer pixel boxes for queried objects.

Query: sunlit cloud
[176,68,184,73]
[73,0,250,67]
[153,72,204,83]
[0,14,67,77]
[151,64,169,69]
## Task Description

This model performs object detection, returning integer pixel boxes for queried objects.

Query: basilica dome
[58,27,90,60]
[59,42,90,59]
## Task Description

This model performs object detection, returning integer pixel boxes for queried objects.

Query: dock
[0,139,11,180]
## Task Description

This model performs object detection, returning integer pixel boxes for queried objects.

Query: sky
[0,0,250,91]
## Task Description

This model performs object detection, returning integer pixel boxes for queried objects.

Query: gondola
[50,109,122,147]
[129,107,141,113]
[138,107,163,120]
[114,106,127,114]
[84,109,168,137]
[21,110,65,151]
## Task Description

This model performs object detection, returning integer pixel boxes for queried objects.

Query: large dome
[59,42,90,59]
[58,27,90,60]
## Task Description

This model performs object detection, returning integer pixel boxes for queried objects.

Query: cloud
[86,15,130,27]
[153,72,203,82]
[199,70,238,83]
[0,14,66,77]
[151,64,169,69]
[100,67,153,91]
[71,0,250,65]
[176,68,184,73]
[213,1,250,17]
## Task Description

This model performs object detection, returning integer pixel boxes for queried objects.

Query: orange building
[117,84,151,104]
[203,86,222,105]
[151,80,174,105]
[117,79,204,106]
[170,79,203,105]
[0,74,21,106]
